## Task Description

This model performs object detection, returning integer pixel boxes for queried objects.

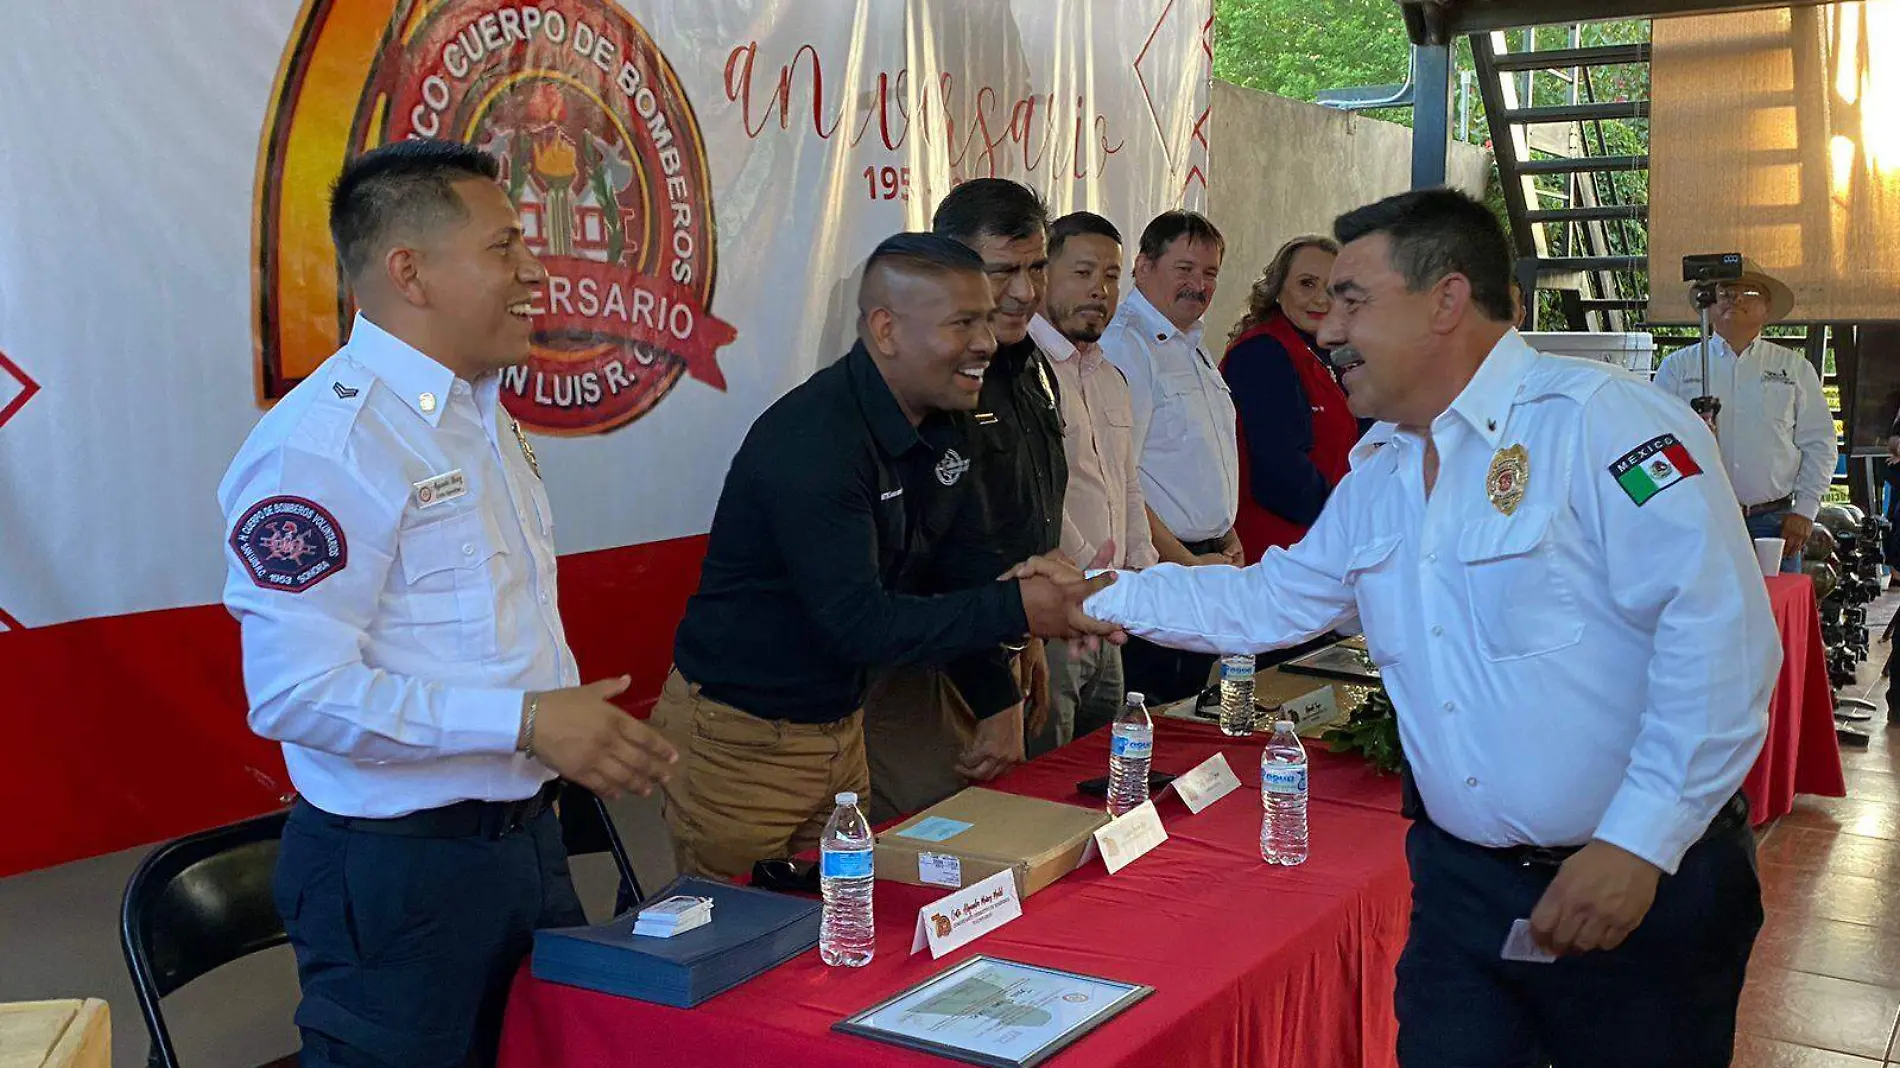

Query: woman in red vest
[1220,236,1361,563]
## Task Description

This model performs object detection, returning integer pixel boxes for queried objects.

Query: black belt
[1743,495,1793,519]
[1481,791,1751,869]
[308,780,559,840]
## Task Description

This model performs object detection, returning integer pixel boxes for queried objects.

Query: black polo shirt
[672,342,1029,724]
[910,335,1068,716]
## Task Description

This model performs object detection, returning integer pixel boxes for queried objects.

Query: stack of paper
[633,895,714,938]
[532,876,821,1008]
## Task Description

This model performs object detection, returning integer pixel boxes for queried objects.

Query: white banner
[0,0,1210,628]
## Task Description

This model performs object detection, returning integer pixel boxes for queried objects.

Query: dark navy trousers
[274,801,586,1068]
[1395,815,1762,1067]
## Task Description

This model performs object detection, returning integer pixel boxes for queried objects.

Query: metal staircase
[1470,26,1653,332]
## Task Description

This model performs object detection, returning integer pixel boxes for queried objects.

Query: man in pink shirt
[1027,212,1159,756]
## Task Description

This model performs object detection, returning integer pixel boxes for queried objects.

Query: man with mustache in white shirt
[1098,210,1241,704]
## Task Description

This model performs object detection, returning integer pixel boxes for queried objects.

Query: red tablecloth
[1744,574,1847,824]
[497,720,1411,1068]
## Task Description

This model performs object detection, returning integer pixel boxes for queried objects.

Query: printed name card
[1168,752,1242,814]
[1284,685,1340,733]
[1092,799,1168,874]
[911,869,1023,958]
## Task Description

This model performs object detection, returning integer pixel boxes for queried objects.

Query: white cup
[1753,537,1786,577]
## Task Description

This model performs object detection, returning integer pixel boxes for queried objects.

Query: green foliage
[1213,2,1656,271]
[1321,687,1402,775]
[1213,0,1412,123]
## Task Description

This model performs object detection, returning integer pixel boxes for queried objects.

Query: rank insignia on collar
[1486,444,1529,516]
[510,416,540,479]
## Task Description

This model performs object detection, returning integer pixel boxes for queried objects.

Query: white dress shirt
[1099,287,1239,543]
[1085,333,1778,873]
[1652,335,1837,518]
[219,314,577,818]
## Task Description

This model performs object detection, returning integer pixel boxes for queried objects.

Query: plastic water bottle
[819,791,875,967]
[1218,654,1257,737]
[1260,720,1309,865]
[1107,692,1155,817]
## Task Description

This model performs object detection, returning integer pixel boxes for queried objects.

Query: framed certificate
[832,956,1153,1067]
[1278,636,1381,685]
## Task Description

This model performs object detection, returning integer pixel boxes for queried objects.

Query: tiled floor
[1735,599,1900,1067]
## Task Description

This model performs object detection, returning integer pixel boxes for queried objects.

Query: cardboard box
[876,787,1109,899]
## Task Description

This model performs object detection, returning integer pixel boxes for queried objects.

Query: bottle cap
[1275,719,1296,731]
[1126,691,1146,705]
[836,791,858,805]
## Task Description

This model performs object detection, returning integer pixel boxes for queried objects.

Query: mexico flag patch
[1609,434,1702,505]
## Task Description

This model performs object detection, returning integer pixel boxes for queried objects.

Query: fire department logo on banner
[255,0,736,435]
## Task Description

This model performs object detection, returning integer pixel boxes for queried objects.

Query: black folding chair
[119,808,297,1068]
[120,785,641,1066]
[555,781,647,914]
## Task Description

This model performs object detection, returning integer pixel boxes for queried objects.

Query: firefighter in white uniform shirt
[220,140,675,1068]
[1651,260,1836,570]
[1035,190,1778,1067]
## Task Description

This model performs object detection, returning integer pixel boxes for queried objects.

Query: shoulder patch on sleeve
[230,496,348,592]
[1608,434,1703,506]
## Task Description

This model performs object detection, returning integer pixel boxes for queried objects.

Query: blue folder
[530,876,821,1008]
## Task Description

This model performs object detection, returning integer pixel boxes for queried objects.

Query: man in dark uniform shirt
[651,233,1113,879]
[862,179,1071,822]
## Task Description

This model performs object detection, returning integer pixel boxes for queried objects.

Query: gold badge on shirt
[1486,444,1529,516]
[509,416,540,479]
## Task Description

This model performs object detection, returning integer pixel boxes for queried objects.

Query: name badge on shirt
[413,469,467,509]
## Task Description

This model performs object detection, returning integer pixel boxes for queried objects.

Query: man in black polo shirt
[862,178,1071,822]
[652,233,1115,880]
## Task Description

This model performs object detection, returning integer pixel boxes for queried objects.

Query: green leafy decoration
[1321,686,1402,774]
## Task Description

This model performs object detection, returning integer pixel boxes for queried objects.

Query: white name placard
[910,869,1023,958]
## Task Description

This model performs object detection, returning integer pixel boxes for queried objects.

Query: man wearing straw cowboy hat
[1653,259,1836,571]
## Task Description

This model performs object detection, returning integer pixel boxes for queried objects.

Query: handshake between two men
[947,543,1133,784]
[520,544,1131,804]
[1011,540,1128,647]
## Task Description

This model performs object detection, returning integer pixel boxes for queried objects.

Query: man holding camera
[1652,259,1836,570]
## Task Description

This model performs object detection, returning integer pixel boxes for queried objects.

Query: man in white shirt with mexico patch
[1652,259,1836,570]
[1050,189,1778,1067]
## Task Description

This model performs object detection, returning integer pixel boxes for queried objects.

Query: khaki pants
[860,665,982,825]
[1027,639,1124,759]
[648,669,869,881]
